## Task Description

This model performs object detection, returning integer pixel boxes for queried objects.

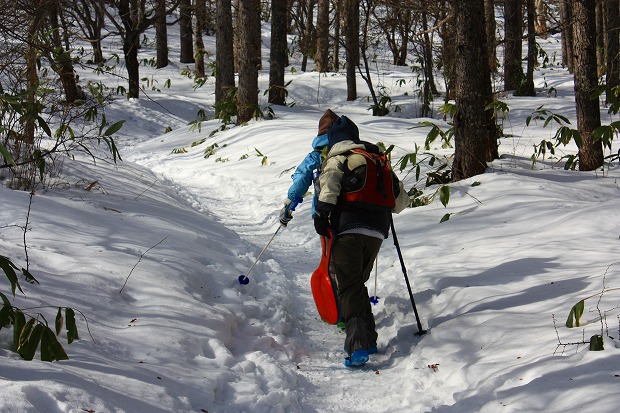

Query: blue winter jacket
[287,133,329,218]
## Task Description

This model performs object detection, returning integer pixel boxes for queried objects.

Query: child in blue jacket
[279,109,340,225]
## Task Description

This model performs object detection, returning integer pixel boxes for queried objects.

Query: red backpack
[340,144,397,210]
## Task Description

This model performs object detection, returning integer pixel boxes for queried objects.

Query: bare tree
[452,0,498,180]
[572,0,603,171]
[421,6,439,105]
[301,0,315,71]
[372,0,413,66]
[344,0,359,101]
[236,0,261,123]
[105,1,175,98]
[194,0,207,77]
[333,0,342,69]
[155,0,169,68]
[503,0,523,91]
[70,0,106,65]
[315,0,330,72]
[518,0,536,96]
[484,0,496,72]
[439,1,456,102]
[560,0,574,72]
[47,0,83,104]
[269,0,289,105]
[535,0,547,36]
[596,0,604,76]
[215,0,235,115]
[179,0,194,63]
[606,0,620,104]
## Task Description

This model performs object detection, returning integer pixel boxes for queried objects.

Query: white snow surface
[1,27,620,413]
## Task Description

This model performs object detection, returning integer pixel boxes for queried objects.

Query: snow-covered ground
[1,22,620,413]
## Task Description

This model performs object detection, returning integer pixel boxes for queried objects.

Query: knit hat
[327,116,360,147]
[317,109,340,136]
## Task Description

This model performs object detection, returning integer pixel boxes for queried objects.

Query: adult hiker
[279,109,340,226]
[313,115,409,367]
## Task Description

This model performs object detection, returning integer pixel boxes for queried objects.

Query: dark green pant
[331,233,382,354]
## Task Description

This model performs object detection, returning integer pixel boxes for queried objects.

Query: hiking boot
[344,349,369,367]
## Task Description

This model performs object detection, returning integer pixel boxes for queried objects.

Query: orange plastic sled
[310,230,340,324]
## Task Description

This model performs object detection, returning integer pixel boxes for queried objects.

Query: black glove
[313,212,330,237]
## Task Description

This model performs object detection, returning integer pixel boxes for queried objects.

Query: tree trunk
[519,0,536,96]
[440,2,456,102]
[179,0,194,63]
[124,31,141,98]
[236,0,261,124]
[113,1,143,99]
[560,0,574,72]
[70,0,105,65]
[205,0,215,35]
[194,0,207,77]
[422,9,438,97]
[48,0,82,104]
[606,0,620,104]
[12,0,46,189]
[301,0,315,71]
[572,0,603,171]
[269,0,288,105]
[344,0,359,101]
[484,0,496,72]
[155,0,168,68]
[596,0,605,76]
[315,0,330,72]
[333,0,341,69]
[452,0,497,181]
[535,0,547,36]
[397,8,412,66]
[503,0,523,91]
[215,0,235,110]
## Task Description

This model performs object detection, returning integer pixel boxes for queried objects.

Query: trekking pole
[370,257,379,304]
[238,225,282,285]
[390,216,427,336]
[238,198,301,285]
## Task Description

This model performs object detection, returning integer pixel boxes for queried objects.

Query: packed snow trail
[125,116,437,412]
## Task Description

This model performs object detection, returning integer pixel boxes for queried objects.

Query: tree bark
[596,0,605,76]
[484,0,497,72]
[333,0,341,69]
[421,8,438,96]
[194,0,207,77]
[301,0,315,72]
[452,0,497,180]
[572,0,603,171]
[236,0,261,124]
[155,0,169,68]
[215,0,235,110]
[179,0,194,63]
[315,0,330,72]
[535,0,547,36]
[503,0,523,91]
[269,0,288,105]
[48,0,82,104]
[519,0,536,96]
[439,2,456,102]
[344,0,359,101]
[606,0,620,104]
[70,0,105,65]
[560,0,574,72]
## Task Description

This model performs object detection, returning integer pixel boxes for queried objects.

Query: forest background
[1,1,620,412]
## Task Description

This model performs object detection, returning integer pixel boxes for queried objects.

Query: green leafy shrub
[0,255,79,361]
